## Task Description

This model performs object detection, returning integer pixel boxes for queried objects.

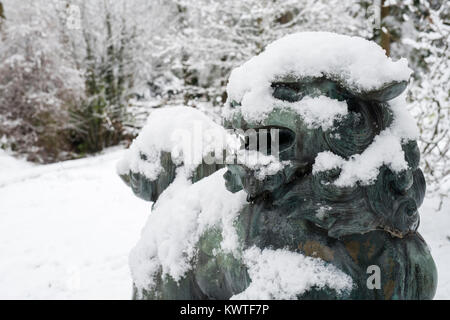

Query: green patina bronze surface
[120,77,437,300]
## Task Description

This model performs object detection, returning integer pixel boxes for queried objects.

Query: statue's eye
[272,83,302,102]
[272,79,350,102]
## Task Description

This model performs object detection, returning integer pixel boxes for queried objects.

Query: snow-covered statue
[118,32,437,300]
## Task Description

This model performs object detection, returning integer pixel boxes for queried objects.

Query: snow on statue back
[119,32,437,300]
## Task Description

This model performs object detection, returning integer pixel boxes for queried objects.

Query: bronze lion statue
[118,32,437,300]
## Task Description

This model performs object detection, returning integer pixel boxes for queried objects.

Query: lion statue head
[223,32,424,240]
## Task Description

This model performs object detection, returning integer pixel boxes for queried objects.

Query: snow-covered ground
[0,148,448,299]
[420,197,450,299]
[0,148,149,299]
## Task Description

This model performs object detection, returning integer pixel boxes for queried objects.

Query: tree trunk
[0,2,5,31]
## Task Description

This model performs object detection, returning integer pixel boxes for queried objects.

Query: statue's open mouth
[379,198,419,238]
[243,126,296,157]
[379,225,414,238]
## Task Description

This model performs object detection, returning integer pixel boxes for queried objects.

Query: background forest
[0,0,448,199]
